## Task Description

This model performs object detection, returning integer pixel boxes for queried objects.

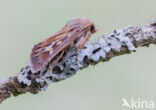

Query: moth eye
[90,25,95,33]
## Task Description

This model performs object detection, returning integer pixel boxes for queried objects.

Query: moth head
[89,23,97,34]
[66,17,97,34]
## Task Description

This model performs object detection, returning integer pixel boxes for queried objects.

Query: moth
[30,18,97,73]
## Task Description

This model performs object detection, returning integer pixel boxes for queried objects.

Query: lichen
[17,66,32,86]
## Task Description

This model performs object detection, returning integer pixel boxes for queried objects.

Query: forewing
[30,29,80,73]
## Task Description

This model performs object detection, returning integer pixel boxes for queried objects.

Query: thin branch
[0,19,156,103]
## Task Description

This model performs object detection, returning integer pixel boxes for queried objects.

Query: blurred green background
[0,0,156,110]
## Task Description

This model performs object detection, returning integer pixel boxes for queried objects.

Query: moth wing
[30,29,80,73]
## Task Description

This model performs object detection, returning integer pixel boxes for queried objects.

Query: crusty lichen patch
[79,26,137,66]
[18,67,32,86]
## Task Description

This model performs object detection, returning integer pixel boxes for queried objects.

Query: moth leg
[51,50,65,65]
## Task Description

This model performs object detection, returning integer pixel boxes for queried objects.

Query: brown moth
[30,18,97,73]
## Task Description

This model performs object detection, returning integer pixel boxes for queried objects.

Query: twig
[0,19,156,103]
